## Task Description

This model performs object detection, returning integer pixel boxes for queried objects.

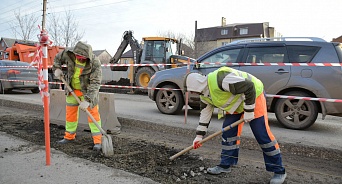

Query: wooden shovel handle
[60,77,107,135]
[169,119,244,160]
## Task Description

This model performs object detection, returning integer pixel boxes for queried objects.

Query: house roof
[121,50,133,58]
[332,35,342,42]
[1,37,36,47]
[93,50,112,57]
[93,50,105,56]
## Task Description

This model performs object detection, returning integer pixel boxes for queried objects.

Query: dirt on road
[0,103,341,184]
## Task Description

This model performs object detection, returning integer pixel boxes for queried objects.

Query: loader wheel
[135,67,154,92]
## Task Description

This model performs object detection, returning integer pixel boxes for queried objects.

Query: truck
[0,41,65,89]
[109,30,194,91]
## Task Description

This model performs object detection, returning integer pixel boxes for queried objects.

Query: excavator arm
[110,31,142,71]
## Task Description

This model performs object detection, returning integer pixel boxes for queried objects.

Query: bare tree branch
[9,10,39,41]
[46,10,84,48]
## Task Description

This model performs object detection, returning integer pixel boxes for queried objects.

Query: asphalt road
[1,90,341,151]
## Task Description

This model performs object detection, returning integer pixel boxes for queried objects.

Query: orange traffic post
[40,29,51,166]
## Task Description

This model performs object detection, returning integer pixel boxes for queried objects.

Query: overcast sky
[1,0,342,56]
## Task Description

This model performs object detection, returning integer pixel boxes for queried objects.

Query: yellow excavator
[110,30,194,91]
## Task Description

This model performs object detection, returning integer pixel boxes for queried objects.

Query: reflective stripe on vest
[201,67,264,114]
[71,59,86,90]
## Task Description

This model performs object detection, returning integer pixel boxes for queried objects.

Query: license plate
[24,81,37,86]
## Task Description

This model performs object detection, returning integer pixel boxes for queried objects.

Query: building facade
[194,17,282,57]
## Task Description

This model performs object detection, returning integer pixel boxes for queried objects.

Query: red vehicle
[0,42,65,88]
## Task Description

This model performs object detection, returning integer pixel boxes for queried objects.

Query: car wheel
[275,91,318,130]
[0,82,4,93]
[135,67,155,93]
[31,88,40,94]
[156,85,184,115]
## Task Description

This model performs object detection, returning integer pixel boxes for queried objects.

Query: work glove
[79,101,90,111]
[244,111,254,123]
[54,69,63,79]
[193,135,203,149]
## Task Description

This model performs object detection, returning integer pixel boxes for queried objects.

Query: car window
[246,46,287,63]
[287,46,320,63]
[200,49,241,68]
[4,61,30,66]
[334,43,342,63]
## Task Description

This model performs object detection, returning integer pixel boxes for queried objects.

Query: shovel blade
[101,135,114,157]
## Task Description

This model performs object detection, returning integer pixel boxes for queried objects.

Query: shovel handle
[169,119,244,160]
[60,77,107,135]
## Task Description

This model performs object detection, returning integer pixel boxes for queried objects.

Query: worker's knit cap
[185,73,207,93]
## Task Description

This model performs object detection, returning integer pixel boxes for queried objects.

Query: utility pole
[42,0,47,30]
[40,0,51,166]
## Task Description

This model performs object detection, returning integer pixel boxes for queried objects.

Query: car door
[239,43,291,95]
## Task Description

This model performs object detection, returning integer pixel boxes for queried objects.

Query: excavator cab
[141,37,178,69]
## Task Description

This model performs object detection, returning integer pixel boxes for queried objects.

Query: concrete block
[50,89,121,134]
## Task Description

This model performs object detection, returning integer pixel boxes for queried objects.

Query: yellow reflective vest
[200,67,264,114]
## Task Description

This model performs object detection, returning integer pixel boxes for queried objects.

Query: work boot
[57,138,74,144]
[207,165,231,175]
[93,144,101,151]
[270,172,287,184]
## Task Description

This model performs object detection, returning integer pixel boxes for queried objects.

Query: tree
[47,10,84,48]
[158,30,214,58]
[9,10,39,41]
[158,30,196,58]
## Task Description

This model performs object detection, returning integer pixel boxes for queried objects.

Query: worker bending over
[185,66,286,184]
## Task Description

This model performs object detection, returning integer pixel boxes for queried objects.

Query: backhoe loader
[110,30,194,91]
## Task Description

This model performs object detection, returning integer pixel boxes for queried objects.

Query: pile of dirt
[0,108,341,183]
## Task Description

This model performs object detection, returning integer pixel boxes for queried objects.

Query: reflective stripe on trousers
[220,94,285,173]
[64,90,102,144]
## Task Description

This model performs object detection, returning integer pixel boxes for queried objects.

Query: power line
[0,4,42,25]
[0,0,40,18]
[0,10,42,32]
[48,0,133,14]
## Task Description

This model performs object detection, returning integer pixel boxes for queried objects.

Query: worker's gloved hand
[244,111,254,123]
[193,135,203,149]
[79,101,90,111]
[54,69,63,79]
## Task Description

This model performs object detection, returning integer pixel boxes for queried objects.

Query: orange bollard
[40,29,51,166]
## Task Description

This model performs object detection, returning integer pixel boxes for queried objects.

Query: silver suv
[148,37,342,130]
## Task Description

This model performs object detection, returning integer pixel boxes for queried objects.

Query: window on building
[221,42,229,46]
[221,29,228,35]
[240,28,248,35]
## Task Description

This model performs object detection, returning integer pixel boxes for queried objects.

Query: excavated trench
[0,97,341,183]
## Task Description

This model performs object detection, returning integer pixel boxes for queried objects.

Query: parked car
[148,37,342,130]
[0,60,39,93]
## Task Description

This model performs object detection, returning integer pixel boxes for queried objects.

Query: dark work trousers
[219,113,286,174]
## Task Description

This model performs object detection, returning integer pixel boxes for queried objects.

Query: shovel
[60,77,114,157]
[169,119,244,160]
